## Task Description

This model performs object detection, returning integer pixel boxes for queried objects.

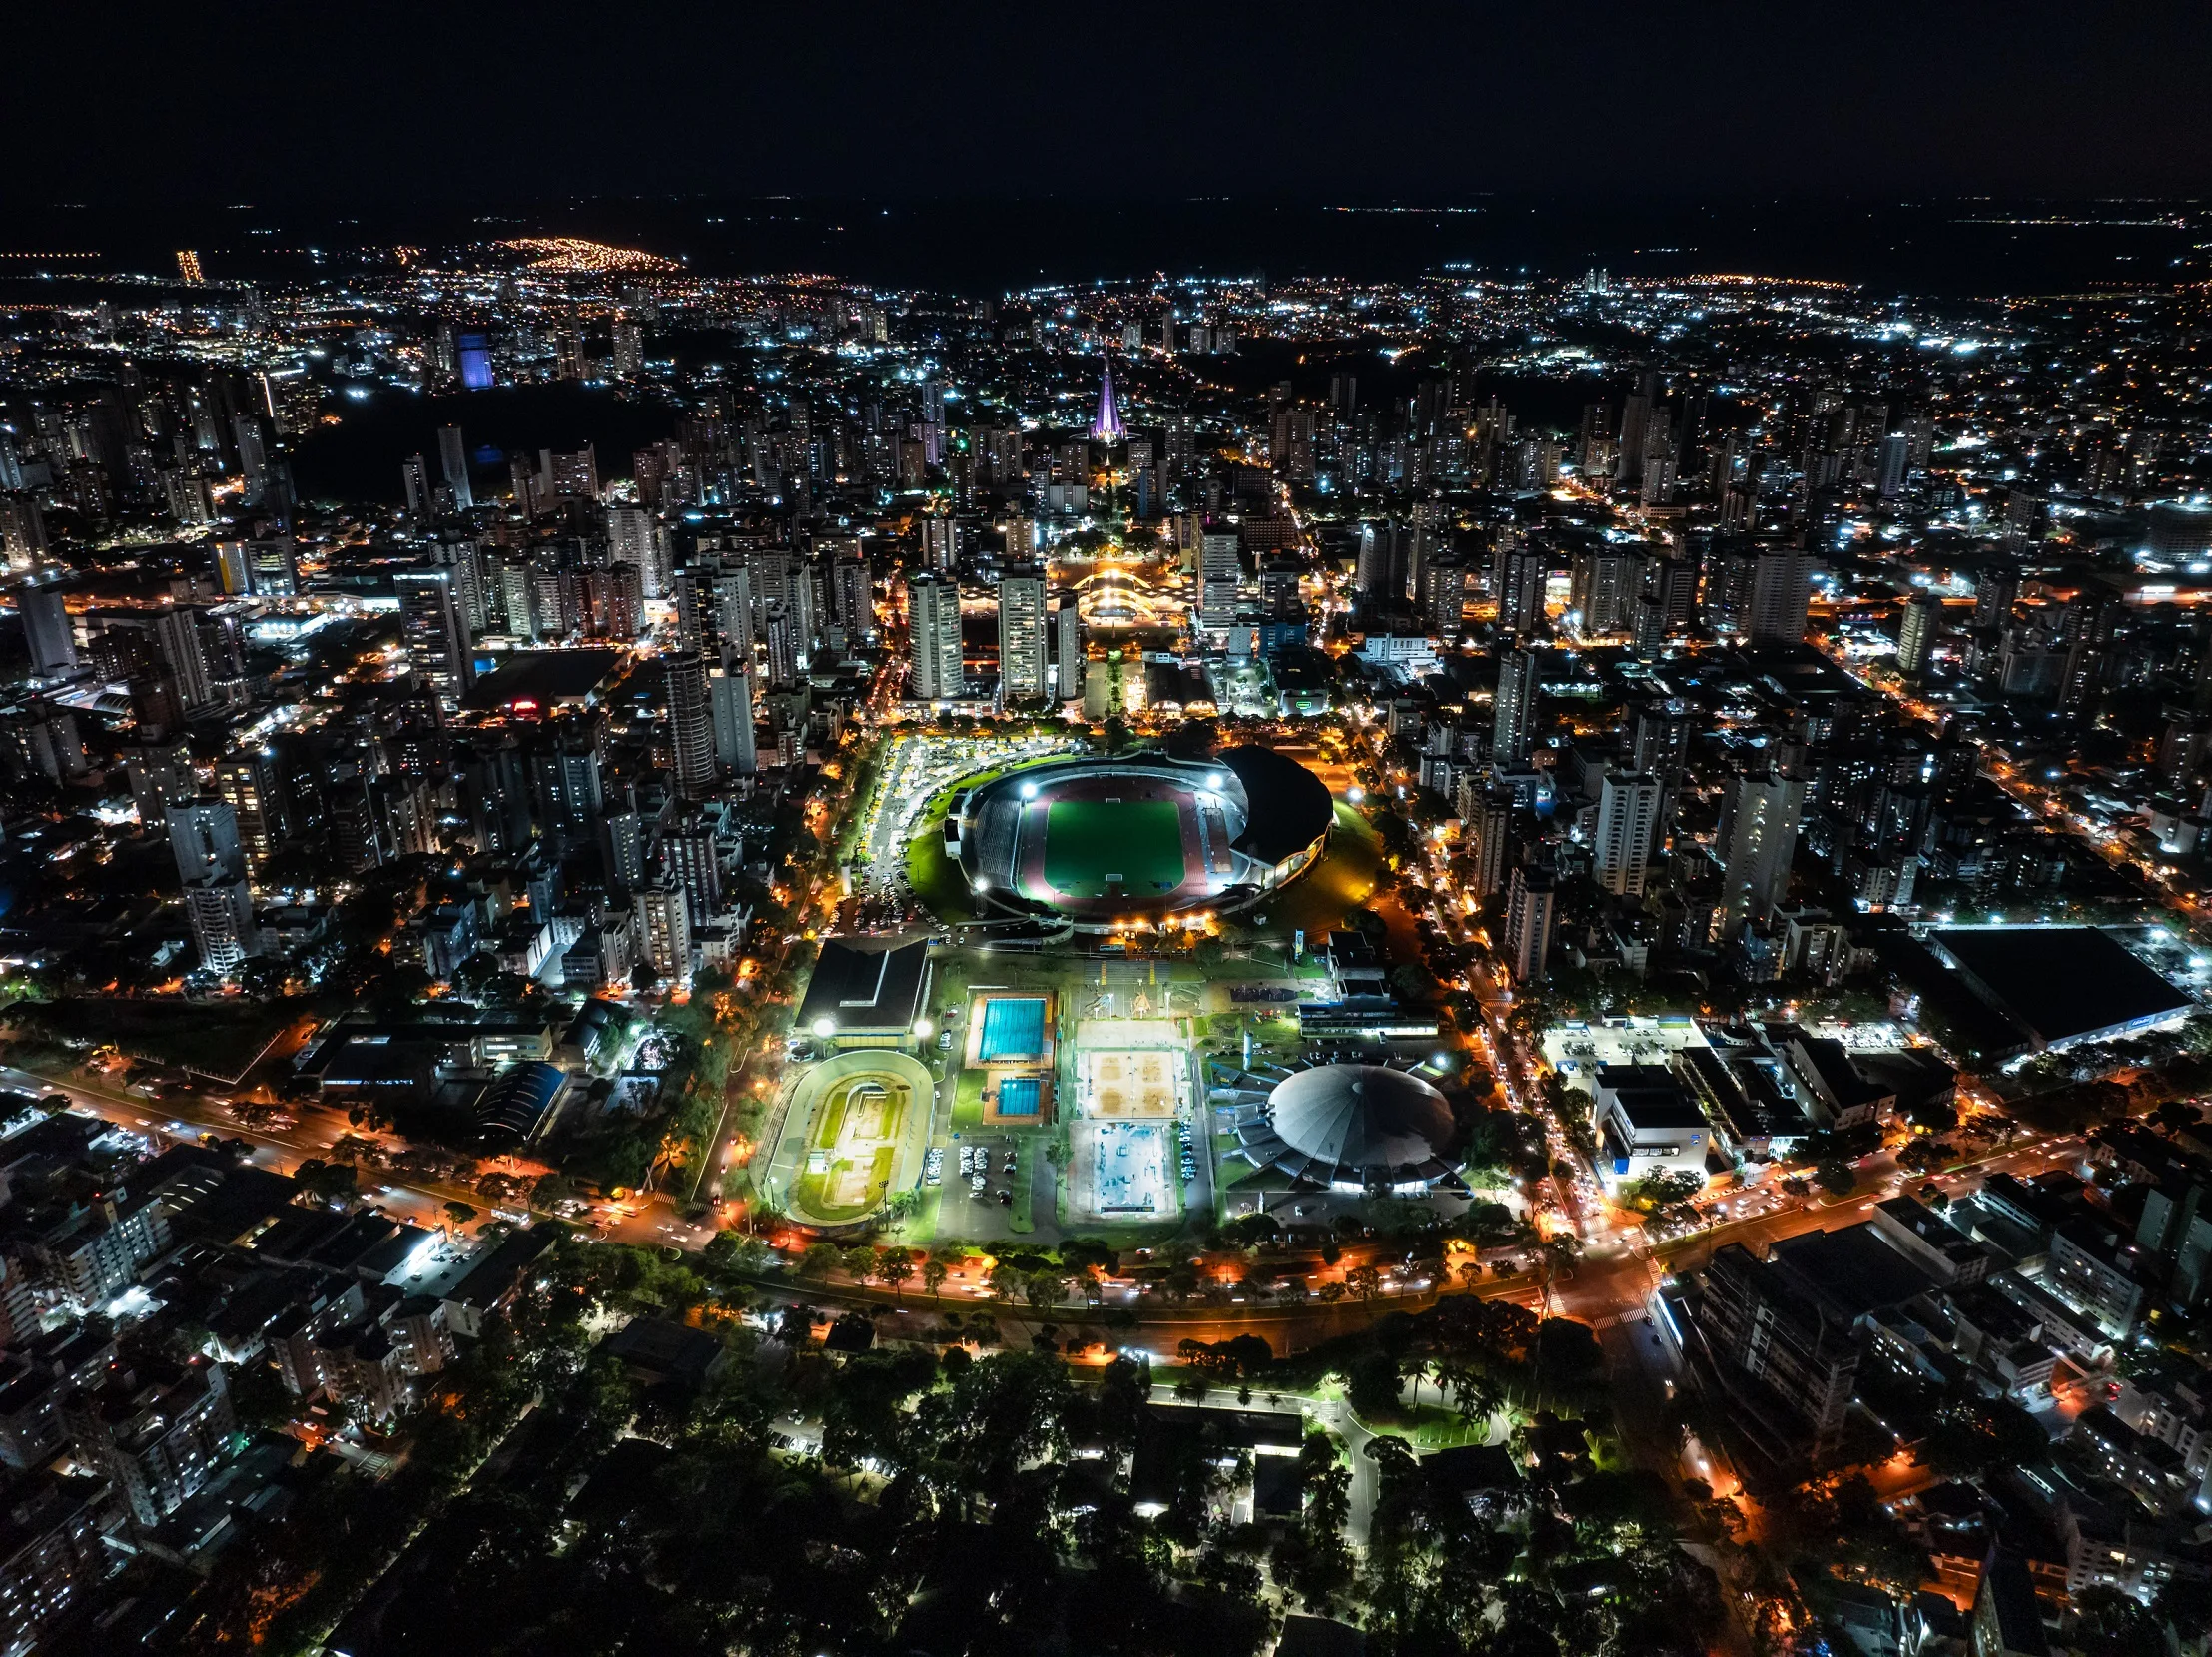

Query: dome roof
[1260,1064,1457,1186]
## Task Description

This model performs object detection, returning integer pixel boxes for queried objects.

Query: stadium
[948,747,1334,931]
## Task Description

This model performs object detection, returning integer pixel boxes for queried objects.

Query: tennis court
[995,1078,1041,1117]
[1044,799,1186,897]
[1072,1120,1176,1219]
[978,995,1048,1061]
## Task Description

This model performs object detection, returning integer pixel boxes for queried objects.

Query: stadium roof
[1245,1063,1458,1187]
[1217,745,1334,865]
[1927,926,2193,1051]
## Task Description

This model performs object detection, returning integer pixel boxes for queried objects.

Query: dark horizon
[4,190,2206,298]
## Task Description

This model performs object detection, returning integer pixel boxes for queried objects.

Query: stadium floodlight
[812,1017,837,1038]
[1021,781,1039,799]
[913,1018,935,1041]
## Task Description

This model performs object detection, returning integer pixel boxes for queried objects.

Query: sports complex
[947,747,1334,932]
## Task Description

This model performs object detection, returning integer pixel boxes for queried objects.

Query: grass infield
[1042,798,1185,898]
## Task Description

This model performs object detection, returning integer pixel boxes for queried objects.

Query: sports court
[1078,1049,1183,1118]
[1042,798,1186,898]
[1071,1120,1177,1220]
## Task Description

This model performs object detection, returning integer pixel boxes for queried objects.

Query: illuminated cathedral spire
[1090,354,1125,443]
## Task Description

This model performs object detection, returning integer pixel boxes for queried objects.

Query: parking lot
[932,1130,1038,1243]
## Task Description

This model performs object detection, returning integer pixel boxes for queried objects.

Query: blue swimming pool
[978,997,1047,1061]
[996,1078,1041,1117]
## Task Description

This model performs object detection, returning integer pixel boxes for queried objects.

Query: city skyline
[4,25,2212,1652]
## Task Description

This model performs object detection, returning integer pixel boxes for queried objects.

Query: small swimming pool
[978,997,1047,1061]
[996,1078,1041,1117]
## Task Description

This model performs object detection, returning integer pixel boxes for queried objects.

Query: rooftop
[1927,926,2194,1051]
[459,648,624,713]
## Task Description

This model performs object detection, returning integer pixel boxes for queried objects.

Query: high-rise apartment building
[1497,540,1547,637]
[1896,593,1941,679]
[437,424,473,510]
[636,882,692,985]
[1719,770,1806,936]
[665,653,716,802]
[1492,645,1539,770]
[1198,532,1243,634]
[709,665,757,775]
[1458,784,1514,901]
[908,574,963,701]
[1055,596,1084,701]
[166,798,246,888]
[395,566,474,703]
[997,569,1048,701]
[1593,770,1662,896]
[18,572,75,679]
[1503,864,1556,984]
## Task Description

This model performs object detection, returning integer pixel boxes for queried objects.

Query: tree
[294,1160,359,1207]
[442,1201,478,1236]
[2067,1588,2165,1657]
[1344,1347,1401,1419]
[1814,1160,1857,1197]
[797,1242,841,1280]
[1023,1269,1068,1310]
[1915,1392,2050,1478]
[1624,1170,1703,1214]
[841,1244,878,1284]
[878,1246,917,1301]
[922,1258,949,1300]
[1345,1263,1383,1308]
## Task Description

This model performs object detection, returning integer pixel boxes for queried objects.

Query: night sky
[18,2,2212,210]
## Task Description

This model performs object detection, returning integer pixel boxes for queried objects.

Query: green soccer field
[1042,799,1187,897]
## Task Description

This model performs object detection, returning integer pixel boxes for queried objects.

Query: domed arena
[1228,1061,1463,1191]
[947,747,1332,932]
